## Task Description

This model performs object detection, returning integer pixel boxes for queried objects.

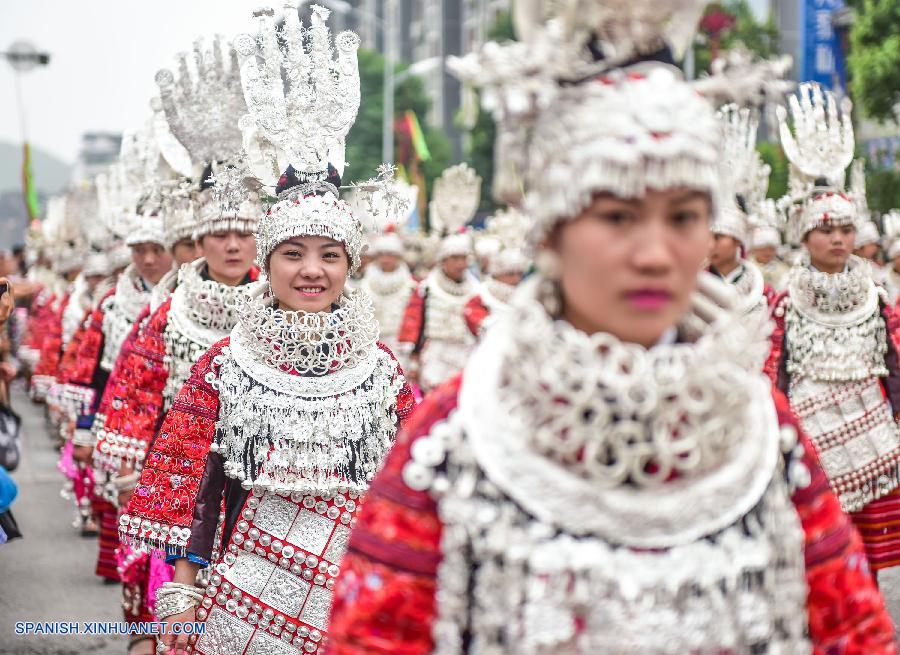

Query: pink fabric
[57,441,78,480]
[147,551,174,616]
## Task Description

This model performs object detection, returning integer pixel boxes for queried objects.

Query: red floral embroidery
[126,339,225,533]
[98,302,171,463]
[327,382,897,654]
[764,291,789,386]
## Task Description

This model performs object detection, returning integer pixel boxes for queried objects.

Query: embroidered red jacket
[326,377,897,655]
[123,338,417,564]
[31,292,71,383]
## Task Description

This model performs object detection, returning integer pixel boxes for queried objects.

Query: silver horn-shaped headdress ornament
[155,35,247,175]
[777,83,856,243]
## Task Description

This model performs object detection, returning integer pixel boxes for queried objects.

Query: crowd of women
[6,1,900,653]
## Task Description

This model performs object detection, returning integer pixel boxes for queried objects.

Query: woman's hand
[0,278,12,327]
[72,444,93,464]
[160,606,196,655]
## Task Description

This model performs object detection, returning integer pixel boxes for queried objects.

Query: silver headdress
[155,36,247,172]
[431,163,481,260]
[695,45,794,112]
[236,4,364,271]
[711,104,771,246]
[449,0,719,245]
[777,83,856,242]
[484,206,531,276]
[195,157,261,240]
[161,180,199,247]
[105,122,170,247]
[44,195,86,274]
[884,211,900,260]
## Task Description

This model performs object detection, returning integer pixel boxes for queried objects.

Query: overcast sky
[0,1,260,163]
[2,0,774,165]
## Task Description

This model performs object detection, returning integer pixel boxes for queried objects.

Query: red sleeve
[58,295,111,416]
[95,302,170,472]
[463,295,489,337]
[32,311,65,379]
[56,318,88,385]
[772,391,897,654]
[120,338,226,556]
[764,291,788,387]
[398,284,425,348]
[327,377,461,655]
[68,300,108,387]
[763,283,776,306]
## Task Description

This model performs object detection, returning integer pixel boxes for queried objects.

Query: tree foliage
[694,0,780,75]
[344,48,452,199]
[846,0,900,123]
[757,141,788,201]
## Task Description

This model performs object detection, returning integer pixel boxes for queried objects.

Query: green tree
[344,48,452,199]
[865,166,900,215]
[846,0,900,123]
[757,141,788,201]
[694,0,781,75]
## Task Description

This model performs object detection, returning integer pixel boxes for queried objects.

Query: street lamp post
[3,40,51,223]
[2,41,51,142]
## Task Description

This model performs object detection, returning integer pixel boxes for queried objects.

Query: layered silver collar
[362,262,415,297]
[428,268,476,298]
[788,254,876,325]
[424,273,781,548]
[168,258,255,346]
[232,284,378,375]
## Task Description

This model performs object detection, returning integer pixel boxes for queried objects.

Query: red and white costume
[327,4,896,651]
[121,8,417,653]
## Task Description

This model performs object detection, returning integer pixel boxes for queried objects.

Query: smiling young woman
[119,8,415,655]
[324,6,894,654]
[268,236,349,313]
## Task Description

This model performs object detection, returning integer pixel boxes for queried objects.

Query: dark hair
[276,163,342,196]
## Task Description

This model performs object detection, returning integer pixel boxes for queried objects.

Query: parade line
[14,621,205,635]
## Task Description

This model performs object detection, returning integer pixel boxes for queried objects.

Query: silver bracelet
[154,593,199,620]
[155,582,203,620]
[71,428,96,447]
[157,581,204,600]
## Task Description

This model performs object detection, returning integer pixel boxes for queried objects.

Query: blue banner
[800,0,847,91]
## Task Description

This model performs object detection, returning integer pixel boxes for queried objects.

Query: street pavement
[1,384,900,653]
[0,386,123,655]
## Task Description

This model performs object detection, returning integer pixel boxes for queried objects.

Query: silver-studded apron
[193,487,359,655]
[191,327,400,655]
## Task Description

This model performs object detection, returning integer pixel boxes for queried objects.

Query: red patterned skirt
[853,487,900,571]
[94,500,121,582]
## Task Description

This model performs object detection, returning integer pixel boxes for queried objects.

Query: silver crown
[155,36,247,170]
[161,180,199,246]
[235,4,361,186]
[196,157,261,240]
[778,83,857,240]
[777,83,854,187]
[449,2,723,244]
[236,4,364,272]
[431,164,481,236]
[711,104,771,245]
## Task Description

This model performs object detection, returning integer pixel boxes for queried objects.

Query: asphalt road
[0,385,124,655]
[0,384,899,653]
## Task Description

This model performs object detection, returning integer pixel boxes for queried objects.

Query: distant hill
[0,140,71,194]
